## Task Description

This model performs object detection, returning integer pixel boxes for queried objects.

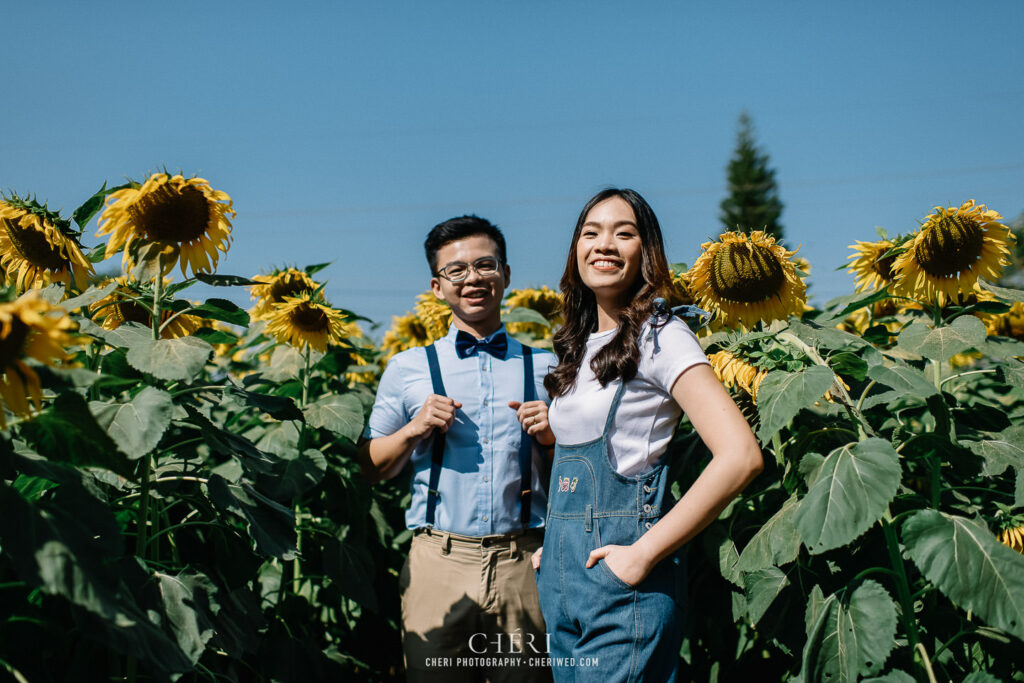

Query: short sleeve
[643,318,710,393]
[366,355,409,439]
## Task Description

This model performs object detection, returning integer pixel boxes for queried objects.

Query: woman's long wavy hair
[544,188,674,398]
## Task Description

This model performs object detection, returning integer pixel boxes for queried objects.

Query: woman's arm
[586,363,763,585]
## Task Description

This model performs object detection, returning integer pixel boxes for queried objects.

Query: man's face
[430,234,510,334]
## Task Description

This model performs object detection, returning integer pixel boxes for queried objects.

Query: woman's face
[575,195,643,305]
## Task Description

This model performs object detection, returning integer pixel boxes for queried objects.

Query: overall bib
[536,379,685,682]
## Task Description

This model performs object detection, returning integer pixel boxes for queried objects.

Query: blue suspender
[518,346,535,527]
[423,344,446,528]
[422,342,536,530]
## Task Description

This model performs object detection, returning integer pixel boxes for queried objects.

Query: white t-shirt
[548,317,710,477]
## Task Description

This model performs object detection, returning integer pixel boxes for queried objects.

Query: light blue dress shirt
[367,325,554,536]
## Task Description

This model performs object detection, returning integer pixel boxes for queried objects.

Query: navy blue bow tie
[455,330,508,359]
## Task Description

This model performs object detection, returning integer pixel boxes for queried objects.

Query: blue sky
[4,1,1023,336]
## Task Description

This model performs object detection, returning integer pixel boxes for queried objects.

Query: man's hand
[509,400,555,446]
[408,394,462,440]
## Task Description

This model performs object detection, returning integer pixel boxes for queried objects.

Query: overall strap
[602,378,629,436]
[518,346,535,527]
[423,344,447,527]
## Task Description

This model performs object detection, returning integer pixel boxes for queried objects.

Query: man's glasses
[435,257,502,283]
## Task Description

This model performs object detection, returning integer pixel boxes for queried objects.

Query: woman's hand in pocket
[531,546,543,571]
[585,544,653,587]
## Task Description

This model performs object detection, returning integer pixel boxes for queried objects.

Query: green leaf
[156,571,218,665]
[897,316,987,362]
[820,290,891,322]
[743,566,789,625]
[126,336,212,381]
[755,366,835,441]
[226,386,303,421]
[736,494,801,572]
[1001,359,1024,390]
[987,336,1024,359]
[828,351,868,382]
[59,280,119,313]
[788,319,872,351]
[192,326,238,345]
[194,273,259,287]
[303,393,365,442]
[862,363,938,409]
[501,307,551,326]
[207,475,296,559]
[72,181,132,229]
[1016,468,1024,509]
[20,393,130,477]
[261,344,308,382]
[965,425,1024,477]
[863,671,916,683]
[962,673,1002,683]
[798,452,827,488]
[188,298,250,326]
[0,482,193,673]
[258,449,327,500]
[800,581,898,682]
[89,387,174,459]
[978,278,1024,303]
[794,438,901,554]
[903,510,1024,640]
[324,530,378,611]
[80,319,152,347]
[182,405,277,475]
[804,584,828,640]
[304,261,331,275]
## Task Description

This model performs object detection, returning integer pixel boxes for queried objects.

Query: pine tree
[719,111,784,240]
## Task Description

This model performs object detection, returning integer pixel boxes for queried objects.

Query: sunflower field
[0,177,1022,683]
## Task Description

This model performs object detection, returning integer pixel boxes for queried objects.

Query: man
[361,215,555,682]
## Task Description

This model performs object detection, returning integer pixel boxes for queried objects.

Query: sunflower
[999,524,1024,554]
[415,291,452,339]
[847,239,899,292]
[380,313,434,364]
[344,349,378,385]
[667,268,695,308]
[96,173,235,278]
[709,350,768,402]
[504,286,563,339]
[985,301,1024,341]
[249,268,320,321]
[0,293,81,427]
[686,231,806,328]
[892,200,1015,301]
[264,294,357,352]
[0,196,94,292]
[89,277,201,339]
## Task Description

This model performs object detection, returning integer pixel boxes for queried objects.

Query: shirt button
[482,516,488,522]
[483,476,489,482]
[482,398,488,405]
[643,504,652,513]
[482,437,489,443]
[645,522,653,530]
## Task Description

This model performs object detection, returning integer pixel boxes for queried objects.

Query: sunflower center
[915,214,985,277]
[710,242,784,302]
[270,278,314,303]
[115,300,154,326]
[872,252,897,281]
[2,218,67,271]
[291,303,329,332]
[0,318,30,368]
[129,184,210,244]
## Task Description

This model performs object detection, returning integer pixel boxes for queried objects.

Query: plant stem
[881,512,922,673]
[134,453,152,560]
[293,344,313,595]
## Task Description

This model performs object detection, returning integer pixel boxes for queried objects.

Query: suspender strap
[518,346,535,527]
[424,344,446,527]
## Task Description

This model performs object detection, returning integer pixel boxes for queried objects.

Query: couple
[360,188,764,682]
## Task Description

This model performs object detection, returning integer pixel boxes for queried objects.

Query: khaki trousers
[400,529,552,683]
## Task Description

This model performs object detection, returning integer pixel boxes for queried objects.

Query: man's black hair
[424,215,507,275]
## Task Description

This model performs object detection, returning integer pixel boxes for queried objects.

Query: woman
[515,188,763,681]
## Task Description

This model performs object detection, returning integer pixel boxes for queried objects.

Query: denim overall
[536,378,685,682]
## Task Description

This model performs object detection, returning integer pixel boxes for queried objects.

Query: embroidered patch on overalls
[570,477,578,492]
[558,476,579,493]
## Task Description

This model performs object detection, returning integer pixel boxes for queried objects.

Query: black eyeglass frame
[434,256,503,283]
